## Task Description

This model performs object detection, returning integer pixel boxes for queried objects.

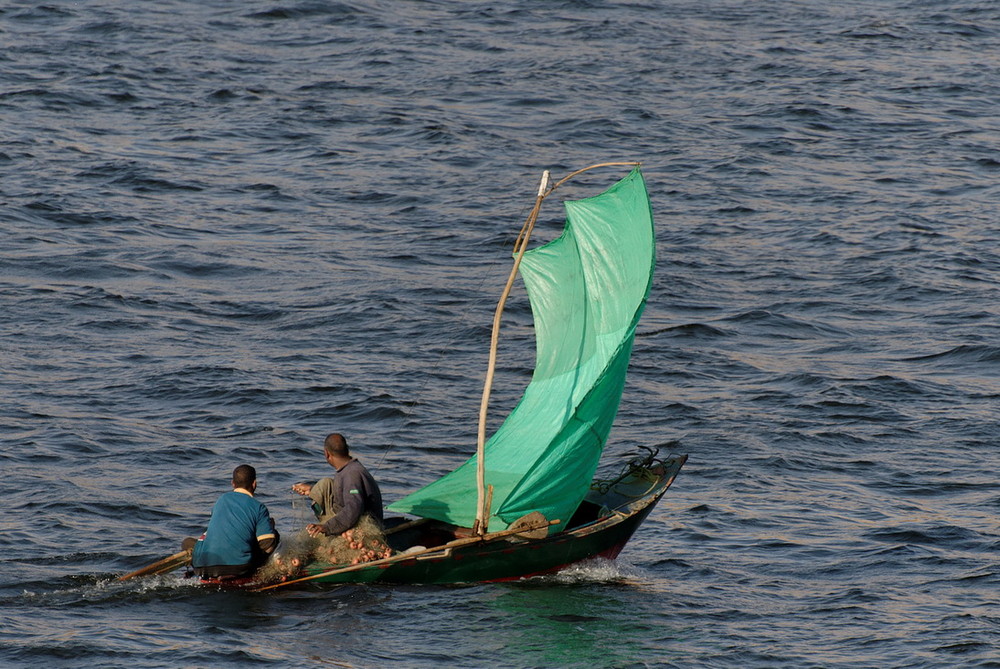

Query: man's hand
[306,523,326,538]
[292,482,313,496]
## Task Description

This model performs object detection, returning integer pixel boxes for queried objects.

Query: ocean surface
[2,0,998,667]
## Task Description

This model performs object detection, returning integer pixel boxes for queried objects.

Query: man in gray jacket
[292,433,383,537]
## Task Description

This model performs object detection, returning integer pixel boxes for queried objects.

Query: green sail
[389,167,655,531]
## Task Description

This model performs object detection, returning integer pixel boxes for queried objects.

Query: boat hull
[290,453,686,586]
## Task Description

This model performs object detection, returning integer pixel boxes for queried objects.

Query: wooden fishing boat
[261,449,685,588]
[119,162,687,589]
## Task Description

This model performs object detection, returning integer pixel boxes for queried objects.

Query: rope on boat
[590,444,675,494]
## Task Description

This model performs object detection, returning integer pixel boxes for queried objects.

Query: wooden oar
[116,549,192,581]
[252,517,560,592]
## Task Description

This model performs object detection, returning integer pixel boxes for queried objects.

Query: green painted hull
[290,454,686,586]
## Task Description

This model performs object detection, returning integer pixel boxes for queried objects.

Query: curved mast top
[473,161,642,535]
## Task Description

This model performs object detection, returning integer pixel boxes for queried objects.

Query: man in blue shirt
[185,464,280,579]
[291,433,383,537]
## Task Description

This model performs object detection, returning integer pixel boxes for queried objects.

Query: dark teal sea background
[2,1,998,667]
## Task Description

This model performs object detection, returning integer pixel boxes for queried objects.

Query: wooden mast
[474,170,549,535]
[472,162,641,536]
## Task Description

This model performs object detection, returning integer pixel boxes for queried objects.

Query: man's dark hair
[324,433,350,459]
[232,464,256,489]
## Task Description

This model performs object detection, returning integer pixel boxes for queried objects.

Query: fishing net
[256,514,392,582]
[313,514,392,565]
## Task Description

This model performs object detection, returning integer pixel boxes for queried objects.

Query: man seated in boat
[181,464,280,580]
[292,433,384,538]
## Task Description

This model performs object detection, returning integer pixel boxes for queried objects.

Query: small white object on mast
[537,170,550,197]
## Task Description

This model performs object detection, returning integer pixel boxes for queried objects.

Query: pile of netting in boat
[258,515,392,582]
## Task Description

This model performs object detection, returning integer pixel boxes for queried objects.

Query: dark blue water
[2,1,999,667]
